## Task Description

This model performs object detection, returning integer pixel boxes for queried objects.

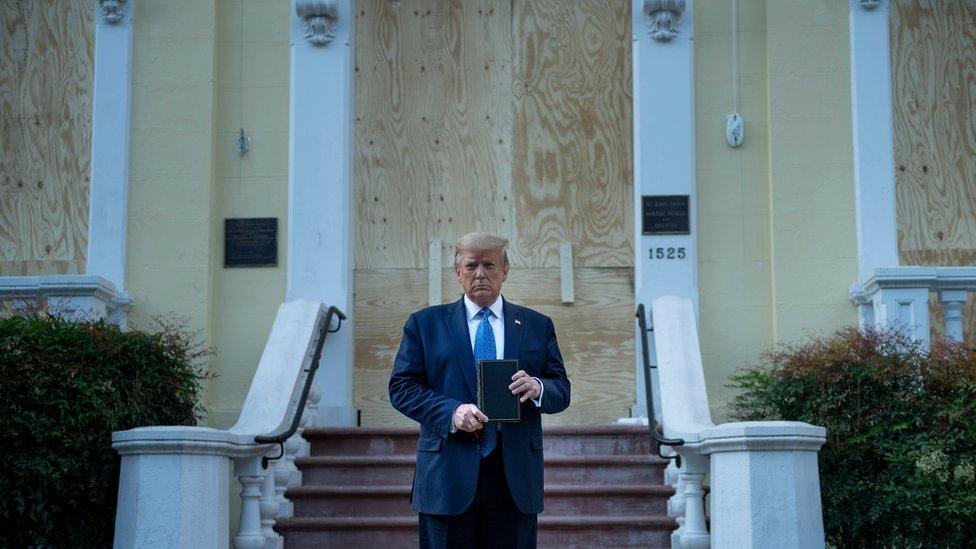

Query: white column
[939,289,967,342]
[287,0,357,426]
[849,0,899,292]
[87,0,134,295]
[631,0,698,418]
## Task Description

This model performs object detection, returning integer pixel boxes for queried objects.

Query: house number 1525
[650,247,686,260]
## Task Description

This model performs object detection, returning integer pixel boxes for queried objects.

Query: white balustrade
[651,295,828,548]
[851,267,976,345]
[112,300,332,548]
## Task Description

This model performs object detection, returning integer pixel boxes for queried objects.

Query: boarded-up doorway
[354,0,634,426]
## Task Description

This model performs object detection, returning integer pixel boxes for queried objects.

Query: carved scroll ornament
[644,0,686,42]
[97,0,126,25]
[296,0,340,46]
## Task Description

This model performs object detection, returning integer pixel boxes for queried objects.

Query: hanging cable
[725,0,744,148]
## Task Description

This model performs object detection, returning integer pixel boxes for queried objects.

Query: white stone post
[939,290,967,342]
[112,427,244,549]
[87,0,134,298]
[287,0,357,426]
[700,422,827,549]
[872,286,931,346]
[849,0,899,324]
[631,0,698,418]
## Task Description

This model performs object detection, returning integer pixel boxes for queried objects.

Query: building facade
[2,0,975,431]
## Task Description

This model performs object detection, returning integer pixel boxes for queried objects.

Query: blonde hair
[454,232,510,267]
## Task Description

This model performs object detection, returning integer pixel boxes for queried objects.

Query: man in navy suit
[389,232,571,548]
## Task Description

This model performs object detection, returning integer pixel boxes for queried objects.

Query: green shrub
[728,327,976,548]
[0,312,212,548]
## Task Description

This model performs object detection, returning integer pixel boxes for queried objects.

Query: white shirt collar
[463,294,504,322]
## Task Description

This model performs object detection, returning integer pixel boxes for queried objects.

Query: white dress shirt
[462,294,543,407]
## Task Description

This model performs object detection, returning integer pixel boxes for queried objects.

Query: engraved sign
[225,218,278,267]
[642,195,690,235]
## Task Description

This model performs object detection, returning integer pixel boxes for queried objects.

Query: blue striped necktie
[474,308,498,457]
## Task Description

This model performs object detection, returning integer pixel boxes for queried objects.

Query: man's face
[455,249,509,308]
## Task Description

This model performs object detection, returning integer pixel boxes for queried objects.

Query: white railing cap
[651,294,715,442]
[229,299,326,439]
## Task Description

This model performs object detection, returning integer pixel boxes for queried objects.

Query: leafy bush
[0,311,212,548]
[729,327,976,548]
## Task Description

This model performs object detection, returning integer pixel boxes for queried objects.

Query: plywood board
[355,267,635,426]
[355,0,515,269]
[0,0,93,272]
[890,0,976,341]
[511,0,633,268]
[891,0,976,265]
[354,1,636,426]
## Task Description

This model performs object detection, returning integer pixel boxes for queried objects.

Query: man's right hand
[453,404,489,432]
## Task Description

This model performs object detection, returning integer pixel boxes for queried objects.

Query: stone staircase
[275,424,676,548]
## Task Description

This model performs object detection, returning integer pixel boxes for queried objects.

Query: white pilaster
[631,0,697,418]
[87,0,134,293]
[287,0,357,426]
[850,0,899,288]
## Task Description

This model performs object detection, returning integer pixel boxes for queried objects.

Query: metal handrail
[636,303,685,466]
[254,305,346,467]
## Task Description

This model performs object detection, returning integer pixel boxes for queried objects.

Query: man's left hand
[509,370,541,403]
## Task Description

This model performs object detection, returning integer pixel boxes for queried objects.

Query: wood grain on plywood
[891,0,976,341]
[0,0,93,272]
[512,0,632,268]
[355,0,431,269]
[355,267,635,426]
[891,0,976,266]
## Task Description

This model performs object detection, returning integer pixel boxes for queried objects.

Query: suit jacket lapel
[445,298,477,399]
[503,299,523,361]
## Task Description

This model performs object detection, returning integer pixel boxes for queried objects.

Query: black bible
[476,359,521,423]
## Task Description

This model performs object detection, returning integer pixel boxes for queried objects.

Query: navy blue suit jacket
[388,296,571,515]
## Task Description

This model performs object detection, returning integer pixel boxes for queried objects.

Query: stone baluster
[260,456,281,548]
[272,437,294,517]
[940,290,967,342]
[664,459,687,547]
[676,453,710,549]
[235,455,268,549]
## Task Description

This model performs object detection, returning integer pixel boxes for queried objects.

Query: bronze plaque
[642,195,690,235]
[224,218,277,267]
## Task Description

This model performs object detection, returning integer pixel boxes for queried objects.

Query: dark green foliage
[728,327,976,548]
[0,312,212,548]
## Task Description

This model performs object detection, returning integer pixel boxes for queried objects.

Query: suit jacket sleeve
[538,316,571,415]
[388,313,460,437]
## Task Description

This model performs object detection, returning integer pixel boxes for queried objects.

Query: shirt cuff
[531,377,544,407]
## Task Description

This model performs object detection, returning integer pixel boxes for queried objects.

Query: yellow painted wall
[125,0,290,429]
[126,0,218,345]
[694,0,773,421]
[207,0,290,429]
[765,0,858,343]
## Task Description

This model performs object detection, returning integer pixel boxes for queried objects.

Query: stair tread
[287,484,674,497]
[303,424,652,438]
[276,514,677,531]
[296,454,668,466]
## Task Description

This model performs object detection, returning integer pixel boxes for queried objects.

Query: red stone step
[287,484,674,518]
[304,424,657,457]
[275,515,677,548]
[295,453,669,486]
